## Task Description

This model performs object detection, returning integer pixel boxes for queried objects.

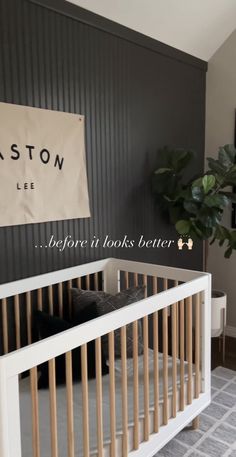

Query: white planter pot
[211,290,227,338]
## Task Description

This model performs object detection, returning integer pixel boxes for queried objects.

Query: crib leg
[192,416,200,430]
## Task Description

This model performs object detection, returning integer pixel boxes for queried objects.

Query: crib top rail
[0,272,210,377]
[0,257,208,300]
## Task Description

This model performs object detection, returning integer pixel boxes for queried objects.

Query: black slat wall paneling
[0,0,206,283]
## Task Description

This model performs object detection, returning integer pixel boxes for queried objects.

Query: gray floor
[156,367,236,457]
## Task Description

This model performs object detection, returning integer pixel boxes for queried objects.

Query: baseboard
[226,326,236,338]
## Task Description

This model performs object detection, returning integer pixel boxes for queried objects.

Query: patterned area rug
[156,367,236,457]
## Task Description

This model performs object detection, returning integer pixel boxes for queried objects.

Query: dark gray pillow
[70,286,145,359]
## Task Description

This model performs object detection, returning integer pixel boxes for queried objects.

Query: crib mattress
[20,351,196,457]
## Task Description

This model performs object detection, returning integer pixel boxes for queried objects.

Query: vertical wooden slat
[66,351,75,457]
[174,280,179,359]
[96,338,104,457]
[81,344,90,457]
[180,299,185,411]
[124,271,129,289]
[58,283,63,318]
[108,331,116,457]
[68,279,72,318]
[176,302,179,359]
[143,274,148,298]
[85,275,90,290]
[143,315,149,440]
[195,293,201,399]
[153,311,159,432]
[37,288,43,311]
[14,294,21,349]
[94,272,99,291]
[163,278,168,291]
[186,296,193,405]
[26,291,32,345]
[171,302,177,418]
[152,276,159,432]
[76,277,82,289]
[48,285,53,315]
[152,276,158,295]
[49,358,58,457]
[2,298,9,354]
[30,367,40,457]
[162,306,168,425]
[133,272,138,287]
[133,320,139,449]
[121,326,128,457]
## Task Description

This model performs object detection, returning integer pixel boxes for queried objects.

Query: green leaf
[225,246,233,258]
[219,145,236,168]
[222,144,236,165]
[202,175,215,193]
[220,191,236,203]
[193,221,213,239]
[198,207,222,228]
[207,158,226,176]
[215,225,231,240]
[192,177,203,187]
[183,201,199,214]
[204,194,229,208]
[175,220,191,235]
[191,186,204,202]
[230,230,236,241]
[154,168,172,175]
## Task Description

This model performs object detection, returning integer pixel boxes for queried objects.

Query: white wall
[205,30,236,335]
[67,0,236,60]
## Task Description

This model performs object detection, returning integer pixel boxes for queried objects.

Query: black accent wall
[0,0,207,283]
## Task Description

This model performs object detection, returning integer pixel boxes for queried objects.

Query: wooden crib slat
[174,280,179,359]
[195,293,201,398]
[14,295,21,349]
[48,285,53,315]
[180,299,185,411]
[76,277,82,288]
[163,306,168,425]
[152,276,158,295]
[30,367,40,457]
[121,326,128,457]
[108,331,116,457]
[133,272,138,287]
[68,280,72,318]
[49,359,58,457]
[37,288,43,311]
[163,278,168,291]
[94,272,99,291]
[143,275,148,297]
[143,315,150,441]
[186,296,193,405]
[85,275,90,290]
[171,302,177,418]
[66,351,75,457]
[26,292,32,345]
[2,298,9,354]
[153,311,159,433]
[133,320,139,450]
[95,338,104,457]
[124,271,129,289]
[58,283,63,318]
[81,344,90,457]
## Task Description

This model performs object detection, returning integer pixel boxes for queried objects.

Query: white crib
[0,258,211,457]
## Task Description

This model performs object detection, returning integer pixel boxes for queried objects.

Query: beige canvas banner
[0,103,90,226]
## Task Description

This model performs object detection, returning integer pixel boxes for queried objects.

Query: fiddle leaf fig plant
[152,144,236,258]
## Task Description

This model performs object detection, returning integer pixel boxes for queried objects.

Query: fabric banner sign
[0,103,90,227]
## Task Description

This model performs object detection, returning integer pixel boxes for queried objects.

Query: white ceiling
[66,0,236,61]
